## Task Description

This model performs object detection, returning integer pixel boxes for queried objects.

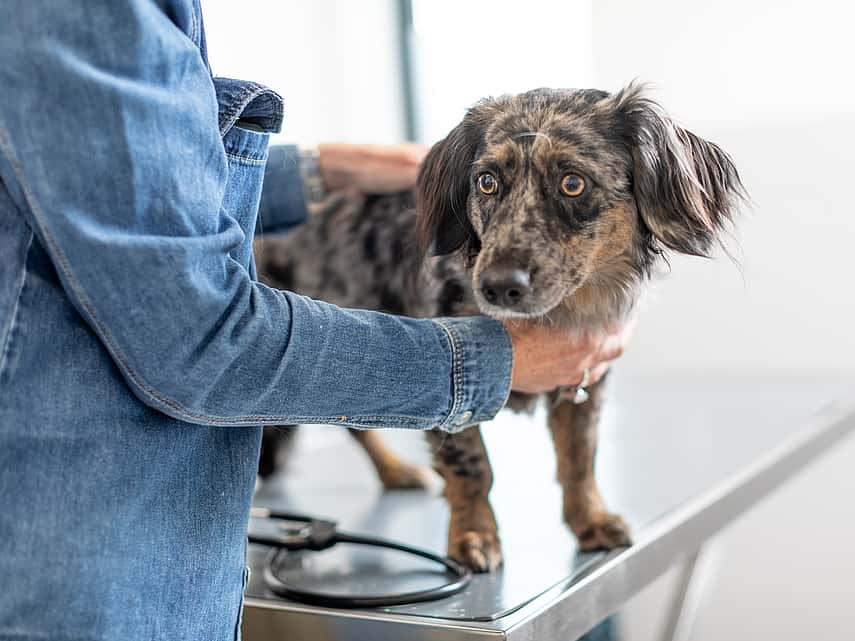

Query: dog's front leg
[349,429,434,490]
[548,380,632,551]
[427,426,501,572]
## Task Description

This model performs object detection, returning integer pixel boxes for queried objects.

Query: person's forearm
[257,142,430,237]
[256,145,311,234]
[317,143,426,194]
[0,0,511,431]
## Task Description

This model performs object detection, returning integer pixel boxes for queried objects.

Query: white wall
[202,3,855,638]
[410,0,594,143]
[202,0,406,144]
[411,0,855,377]
[592,0,855,130]
[202,0,855,376]
[591,0,855,377]
[588,2,855,639]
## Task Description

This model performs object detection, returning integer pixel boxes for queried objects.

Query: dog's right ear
[417,112,484,256]
[610,83,746,257]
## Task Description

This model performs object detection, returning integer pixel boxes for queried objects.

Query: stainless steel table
[243,375,855,641]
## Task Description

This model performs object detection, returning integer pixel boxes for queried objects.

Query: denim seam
[218,83,284,136]
[294,413,438,424]
[307,416,439,427]
[253,90,283,133]
[219,83,284,138]
[219,83,259,135]
[0,130,439,427]
[191,3,199,47]
[0,227,33,383]
[225,152,267,165]
[432,319,464,428]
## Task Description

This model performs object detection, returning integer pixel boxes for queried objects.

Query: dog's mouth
[471,248,592,319]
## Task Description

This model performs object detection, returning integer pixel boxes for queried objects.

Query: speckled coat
[253,84,745,571]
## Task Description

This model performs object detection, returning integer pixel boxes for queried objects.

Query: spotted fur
[254,83,746,571]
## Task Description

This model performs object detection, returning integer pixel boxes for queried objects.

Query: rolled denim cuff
[432,316,513,432]
[256,145,310,235]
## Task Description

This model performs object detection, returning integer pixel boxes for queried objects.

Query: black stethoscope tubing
[248,508,472,608]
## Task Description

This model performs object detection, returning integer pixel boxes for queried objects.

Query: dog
[253,83,746,572]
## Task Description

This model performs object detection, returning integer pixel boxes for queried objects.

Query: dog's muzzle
[479,268,531,309]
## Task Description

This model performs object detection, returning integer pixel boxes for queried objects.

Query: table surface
[243,374,855,641]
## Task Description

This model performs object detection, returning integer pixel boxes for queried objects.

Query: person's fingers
[596,331,626,363]
[397,142,429,165]
[505,316,634,394]
[587,361,611,385]
[552,359,609,389]
[356,144,428,193]
[591,317,637,363]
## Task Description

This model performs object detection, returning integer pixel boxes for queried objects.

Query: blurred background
[204,1,855,639]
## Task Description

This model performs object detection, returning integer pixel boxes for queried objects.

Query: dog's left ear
[612,84,747,257]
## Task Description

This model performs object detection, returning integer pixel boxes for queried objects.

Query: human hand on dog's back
[318,143,428,194]
[504,318,635,394]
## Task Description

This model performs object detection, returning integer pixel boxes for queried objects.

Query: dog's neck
[552,249,650,329]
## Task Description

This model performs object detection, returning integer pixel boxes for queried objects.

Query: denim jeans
[0,1,512,639]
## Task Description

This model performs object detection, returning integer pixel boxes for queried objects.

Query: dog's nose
[480,269,531,308]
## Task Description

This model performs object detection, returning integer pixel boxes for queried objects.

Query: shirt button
[454,410,473,426]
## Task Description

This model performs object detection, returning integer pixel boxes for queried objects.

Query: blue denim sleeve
[0,1,512,431]
[256,145,310,234]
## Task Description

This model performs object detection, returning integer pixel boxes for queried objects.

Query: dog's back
[254,191,475,320]
[251,189,479,487]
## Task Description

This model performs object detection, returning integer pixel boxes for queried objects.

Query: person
[0,3,631,640]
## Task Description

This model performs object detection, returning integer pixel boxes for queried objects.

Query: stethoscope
[247,507,471,608]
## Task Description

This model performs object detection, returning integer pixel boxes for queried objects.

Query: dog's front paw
[448,529,503,573]
[574,512,633,552]
[377,462,436,491]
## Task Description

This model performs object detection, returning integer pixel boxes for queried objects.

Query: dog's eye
[477,173,498,195]
[560,174,586,197]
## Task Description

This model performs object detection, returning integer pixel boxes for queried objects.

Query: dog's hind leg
[349,429,434,490]
[427,426,502,572]
[257,426,298,480]
[547,379,632,551]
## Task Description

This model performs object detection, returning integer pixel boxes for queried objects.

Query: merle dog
[253,84,745,572]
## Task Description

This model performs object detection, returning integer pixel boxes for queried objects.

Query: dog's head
[417,83,746,318]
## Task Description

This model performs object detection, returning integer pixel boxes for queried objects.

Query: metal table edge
[499,396,855,640]
[243,394,855,641]
[243,596,508,639]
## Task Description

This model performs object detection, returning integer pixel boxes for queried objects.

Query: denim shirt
[0,2,511,640]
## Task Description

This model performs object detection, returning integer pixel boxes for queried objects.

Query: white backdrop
[205,0,855,377]
[202,3,855,639]
[587,3,855,640]
[203,0,407,145]
[407,0,855,377]
[410,0,594,143]
[592,0,855,377]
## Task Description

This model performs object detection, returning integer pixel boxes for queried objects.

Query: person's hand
[503,318,636,394]
[317,143,428,195]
